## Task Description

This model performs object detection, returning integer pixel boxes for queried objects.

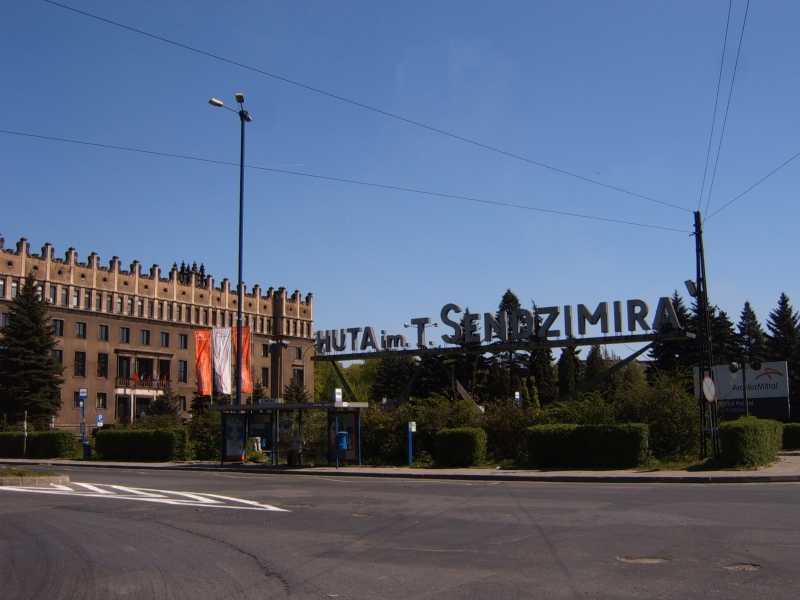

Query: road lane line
[48,483,73,491]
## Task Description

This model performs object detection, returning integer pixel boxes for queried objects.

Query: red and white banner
[212,327,232,395]
[231,326,253,394]
[193,329,213,396]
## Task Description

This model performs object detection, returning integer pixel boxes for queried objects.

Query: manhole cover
[724,563,761,572]
[617,556,668,565]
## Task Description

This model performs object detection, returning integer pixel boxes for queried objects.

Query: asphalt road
[1,468,799,599]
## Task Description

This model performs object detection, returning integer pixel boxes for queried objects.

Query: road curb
[2,460,799,484]
[0,474,70,487]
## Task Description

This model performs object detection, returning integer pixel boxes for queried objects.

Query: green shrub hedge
[434,427,487,467]
[0,431,77,458]
[525,423,649,468]
[783,423,800,450]
[720,417,783,467]
[95,429,187,461]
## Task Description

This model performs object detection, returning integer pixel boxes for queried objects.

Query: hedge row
[0,431,77,458]
[720,417,783,467]
[434,427,487,467]
[783,423,800,450]
[525,424,649,468]
[95,429,188,461]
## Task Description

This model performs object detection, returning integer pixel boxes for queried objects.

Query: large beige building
[0,237,315,433]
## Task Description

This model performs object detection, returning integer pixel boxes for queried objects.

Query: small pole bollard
[407,421,416,466]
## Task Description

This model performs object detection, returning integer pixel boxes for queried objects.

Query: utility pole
[693,210,720,458]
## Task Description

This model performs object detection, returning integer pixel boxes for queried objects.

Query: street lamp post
[209,93,253,406]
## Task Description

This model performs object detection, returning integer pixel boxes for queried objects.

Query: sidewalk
[3,454,800,483]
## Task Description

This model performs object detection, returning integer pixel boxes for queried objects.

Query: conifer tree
[736,301,767,361]
[0,276,63,420]
[649,291,693,373]
[557,346,579,400]
[584,345,607,383]
[529,305,558,404]
[765,293,799,361]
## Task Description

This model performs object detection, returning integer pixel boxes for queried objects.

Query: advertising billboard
[694,361,790,418]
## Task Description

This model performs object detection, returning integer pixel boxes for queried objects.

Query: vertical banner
[212,327,232,395]
[193,329,212,396]
[231,326,254,393]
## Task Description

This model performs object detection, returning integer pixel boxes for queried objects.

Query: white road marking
[0,484,288,512]
[200,492,289,512]
[72,482,113,494]
[107,485,166,498]
[136,487,220,504]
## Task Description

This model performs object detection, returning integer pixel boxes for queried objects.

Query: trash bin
[82,441,92,460]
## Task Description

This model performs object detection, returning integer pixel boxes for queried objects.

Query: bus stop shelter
[219,401,368,467]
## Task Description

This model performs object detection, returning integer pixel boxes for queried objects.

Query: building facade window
[262,343,269,357]
[73,391,82,408]
[178,396,187,412]
[96,392,107,409]
[137,299,144,317]
[98,324,109,341]
[179,334,188,350]
[97,353,109,378]
[127,296,133,315]
[52,319,64,337]
[106,294,113,313]
[116,295,122,314]
[74,351,86,377]
[120,327,130,344]
[49,284,56,304]
[0,313,8,328]
[168,303,174,321]
[261,367,269,387]
[148,300,155,319]
[160,332,170,348]
[140,329,151,345]
[11,279,19,298]
[61,287,68,306]
[292,368,304,387]
[84,290,92,310]
[75,322,87,339]
[185,306,191,324]
[295,347,303,361]
[52,349,63,364]
[96,292,103,312]
[0,277,5,298]
[71,288,79,308]
[178,360,188,383]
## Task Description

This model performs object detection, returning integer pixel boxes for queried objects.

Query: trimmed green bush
[783,423,800,450]
[95,429,187,461]
[0,432,24,457]
[434,427,487,467]
[0,431,77,458]
[720,417,783,467]
[525,423,649,468]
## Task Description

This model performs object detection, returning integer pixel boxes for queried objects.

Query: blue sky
[2,1,798,346]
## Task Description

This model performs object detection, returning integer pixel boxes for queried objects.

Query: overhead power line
[696,0,732,211]
[0,128,690,234]
[39,0,688,214]
[707,148,800,220]
[703,0,751,217]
